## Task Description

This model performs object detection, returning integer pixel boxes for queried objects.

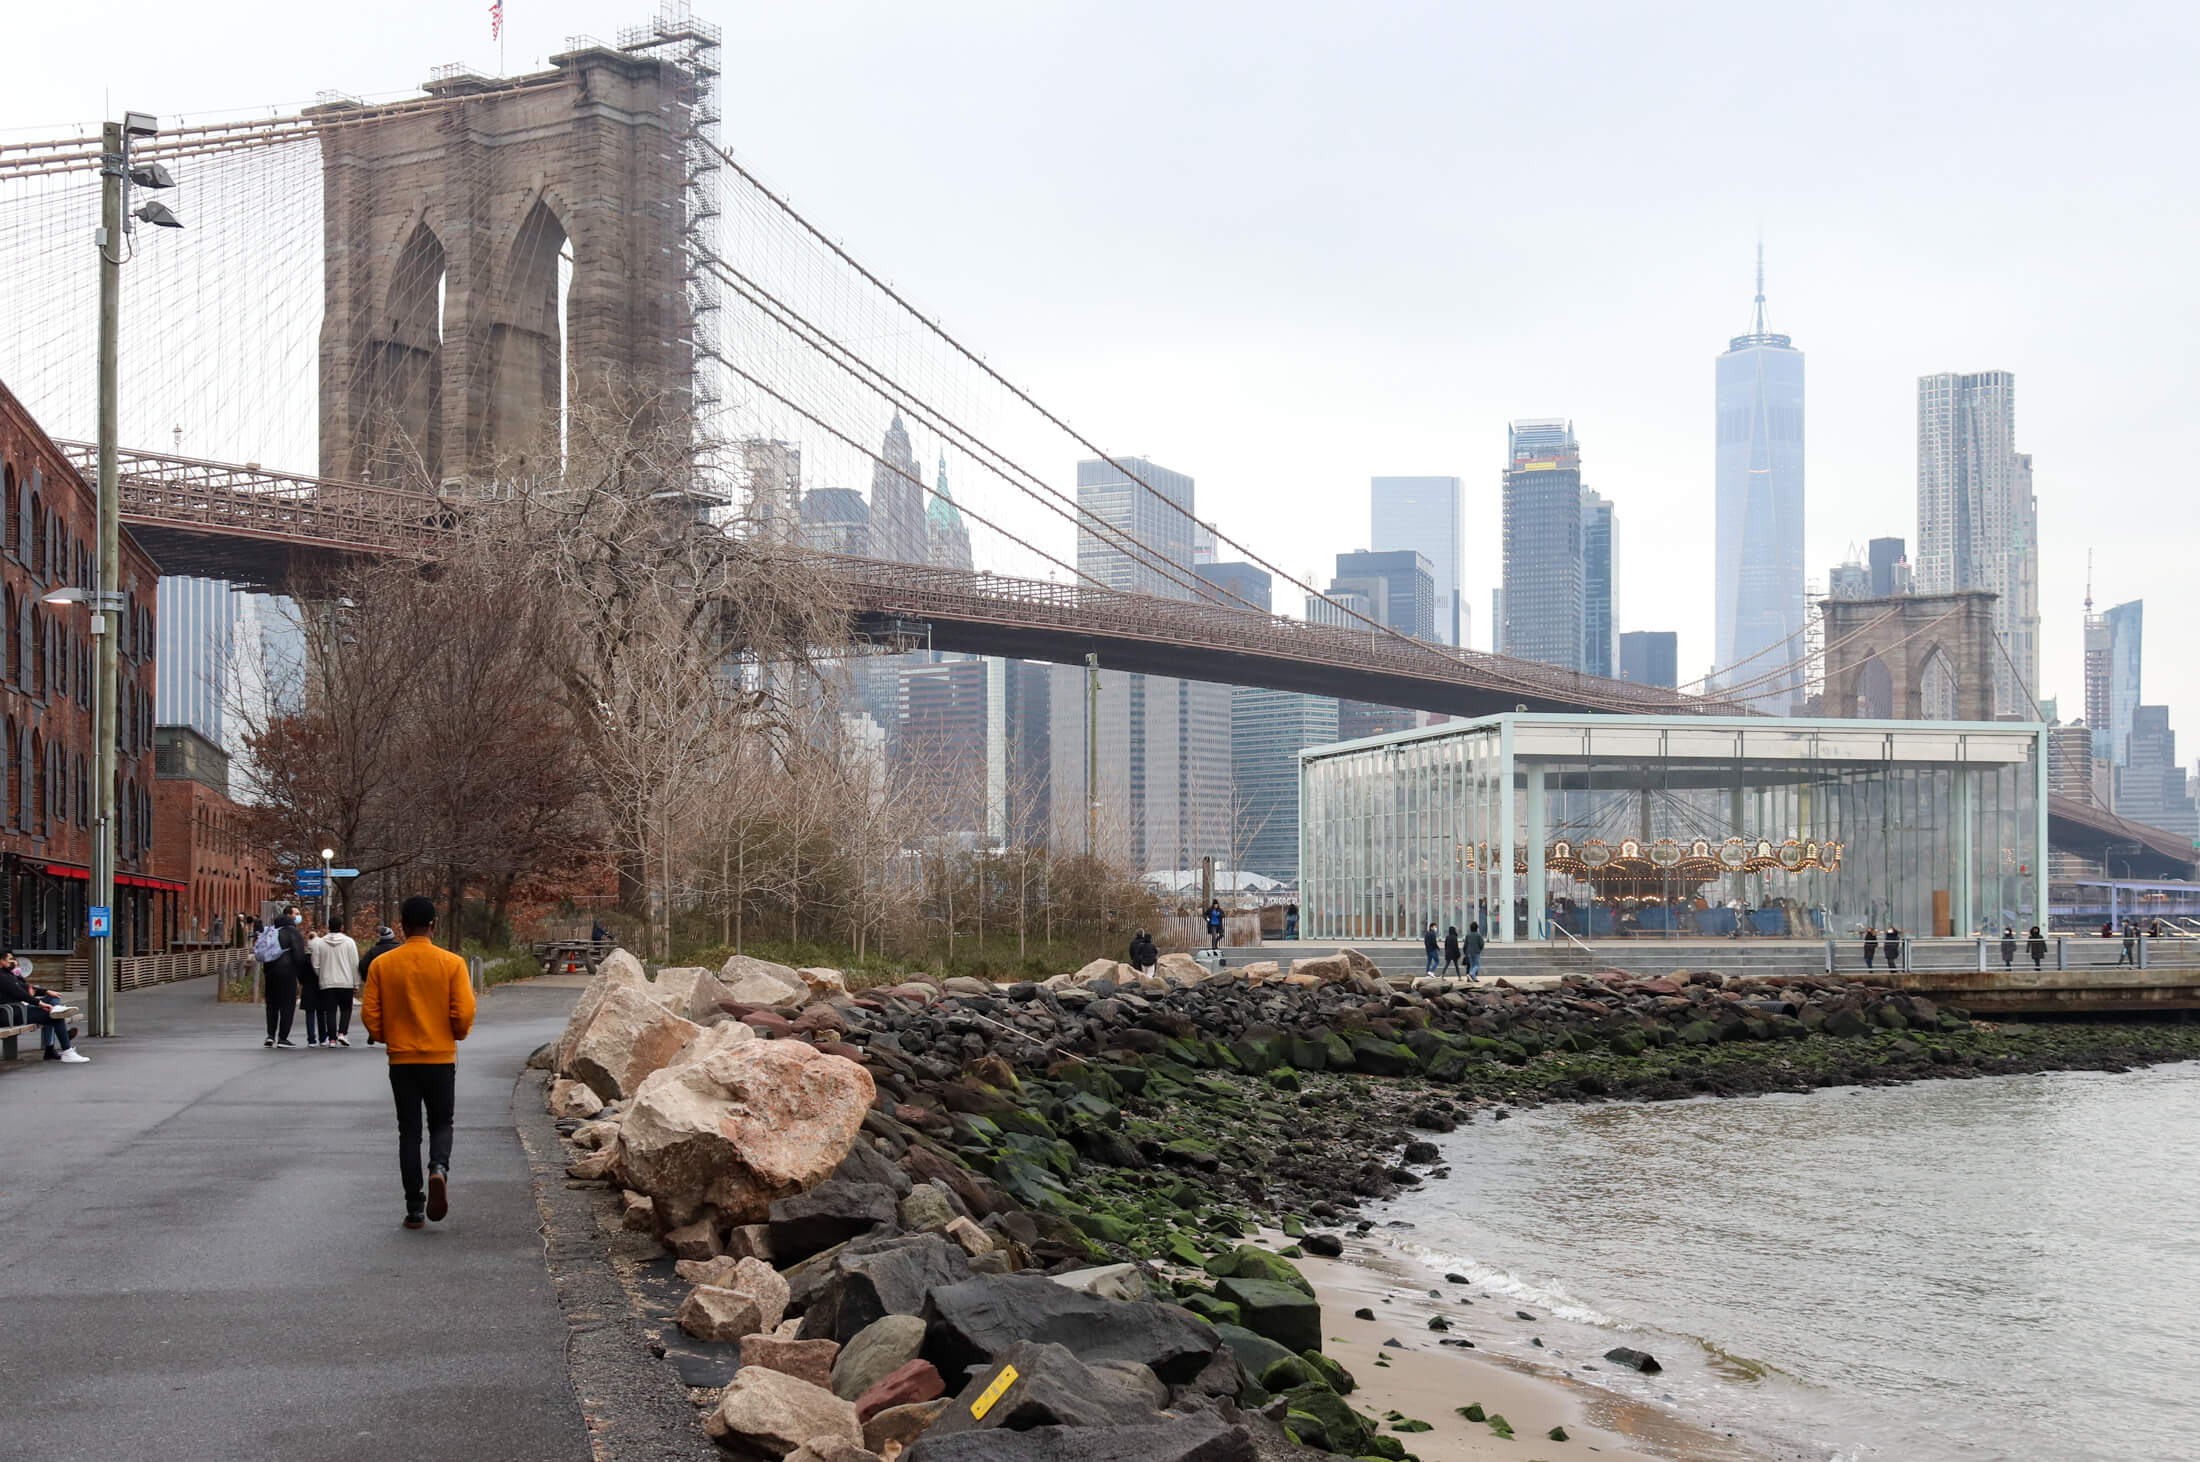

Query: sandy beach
[1274,1230,1769,1462]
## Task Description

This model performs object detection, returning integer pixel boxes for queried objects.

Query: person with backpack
[257,911,312,1048]
[1883,927,1903,972]
[1463,921,1487,979]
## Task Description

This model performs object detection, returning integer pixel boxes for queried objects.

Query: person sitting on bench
[0,951,87,1063]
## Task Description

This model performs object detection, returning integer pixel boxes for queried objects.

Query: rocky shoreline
[538,947,2200,1460]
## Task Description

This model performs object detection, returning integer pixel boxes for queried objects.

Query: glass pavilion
[1299,715,2045,943]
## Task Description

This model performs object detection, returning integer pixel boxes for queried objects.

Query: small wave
[1389,1239,1619,1327]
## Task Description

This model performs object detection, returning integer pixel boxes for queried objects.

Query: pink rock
[854,1359,945,1423]
[663,1219,722,1261]
[615,1038,876,1229]
[706,1366,862,1457]
[563,981,704,1103]
[861,1399,947,1455]
[740,1333,842,1389]
[676,1283,764,1342]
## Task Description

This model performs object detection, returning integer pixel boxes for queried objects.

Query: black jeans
[323,987,354,1036]
[389,1063,457,1209]
[299,974,324,1042]
[264,971,297,1041]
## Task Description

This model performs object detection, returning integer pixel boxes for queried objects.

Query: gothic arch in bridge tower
[1818,589,1998,723]
[315,45,692,489]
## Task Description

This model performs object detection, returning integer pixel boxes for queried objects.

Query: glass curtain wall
[1301,717,2042,941]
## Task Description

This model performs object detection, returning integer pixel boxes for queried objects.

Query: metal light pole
[88,111,180,1036]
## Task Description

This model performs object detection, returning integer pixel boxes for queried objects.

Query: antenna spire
[2085,548,2094,613]
[1752,238,1767,336]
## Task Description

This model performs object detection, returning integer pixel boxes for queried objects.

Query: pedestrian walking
[1464,921,1487,979]
[1423,922,1440,974]
[1284,903,1299,940]
[2000,927,2017,971]
[310,917,362,1047]
[0,951,87,1062]
[361,896,476,1230]
[1862,926,1879,971]
[2119,920,2138,967]
[284,905,328,1046]
[359,926,400,1046]
[1883,928,1903,971]
[1205,901,1225,953]
[1127,929,1157,975]
[257,911,311,1047]
[1442,925,1462,976]
[2027,926,2048,971]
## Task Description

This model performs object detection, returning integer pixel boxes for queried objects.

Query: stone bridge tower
[1820,588,2000,722]
[314,31,715,488]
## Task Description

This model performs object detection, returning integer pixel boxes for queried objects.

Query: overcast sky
[12,1,2200,746]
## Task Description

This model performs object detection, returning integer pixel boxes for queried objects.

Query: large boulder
[706,1366,863,1460]
[615,1037,875,1229]
[562,981,705,1102]
[649,965,733,1022]
[799,1234,973,1346]
[1155,953,1206,985]
[922,1342,1159,1438]
[721,954,813,1008]
[798,967,851,1000]
[769,1179,900,1263]
[1288,954,1350,983]
[833,1313,929,1401]
[550,949,647,1071]
[921,1273,1220,1388]
[1212,1277,1320,1355]
[905,1412,1254,1462]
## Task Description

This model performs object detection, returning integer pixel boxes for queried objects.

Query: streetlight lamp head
[134,201,184,229]
[321,848,335,860]
[129,161,177,189]
[41,588,89,605]
[123,111,158,138]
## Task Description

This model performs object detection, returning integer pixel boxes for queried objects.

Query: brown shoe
[426,1168,449,1223]
[403,1209,426,1230]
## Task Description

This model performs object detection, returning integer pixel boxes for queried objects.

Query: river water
[1380,1063,2200,1461]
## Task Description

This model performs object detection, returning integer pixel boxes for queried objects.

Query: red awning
[22,860,187,894]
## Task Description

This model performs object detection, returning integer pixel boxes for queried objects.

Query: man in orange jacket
[361,896,477,1230]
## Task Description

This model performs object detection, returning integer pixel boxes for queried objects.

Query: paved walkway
[0,975,591,1461]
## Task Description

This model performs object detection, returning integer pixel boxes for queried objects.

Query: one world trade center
[1714,248,1805,711]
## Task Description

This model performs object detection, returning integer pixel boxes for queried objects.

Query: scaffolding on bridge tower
[615,1,725,451]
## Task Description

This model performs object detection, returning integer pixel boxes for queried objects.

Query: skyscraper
[1330,549,1437,641]
[2091,599,2143,766]
[1073,455,1228,873]
[1868,537,1907,597]
[1075,456,1196,596]
[1713,250,1806,711]
[1230,687,1338,880]
[155,576,237,745]
[1500,418,1583,669]
[868,414,926,565]
[1581,490,1618,679]
[2115,706,2198,840]
[1369,476,1464,646]
[1195,561,1272,614]
[1915,370,2039,714]
[799,487,870,556]
[926,454,972,570]
[1618,631,1677,689]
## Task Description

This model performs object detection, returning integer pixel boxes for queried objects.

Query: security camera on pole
[86,111,184,1037]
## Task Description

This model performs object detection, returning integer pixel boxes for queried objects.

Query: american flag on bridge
[490,0,503,42]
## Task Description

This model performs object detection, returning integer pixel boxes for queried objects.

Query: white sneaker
[334,1033,352,1047]
[59,1049,89,1063]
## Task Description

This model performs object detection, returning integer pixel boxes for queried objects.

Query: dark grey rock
[1212,1277,1321,1355]
[1605,1346,1663,1374]
[905,1409,1255,1462]
[1299,1232,1343,1258]
[921,1273,1221,1387]
[924,1341,1160,1437]
[768,1178,899,1262]
[798,1232,972,1345]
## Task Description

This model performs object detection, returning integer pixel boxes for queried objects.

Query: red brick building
[151,726,267,946]
[0,377,175,954]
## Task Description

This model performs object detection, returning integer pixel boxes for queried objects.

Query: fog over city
[12,0,2197,726]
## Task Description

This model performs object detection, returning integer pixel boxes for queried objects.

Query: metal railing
[49,946,251,993]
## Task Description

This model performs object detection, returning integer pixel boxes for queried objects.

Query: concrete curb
[512,1067,720,1462]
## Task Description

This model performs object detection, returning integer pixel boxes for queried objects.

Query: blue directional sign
[329,868,360,878]
[88,905,110,938]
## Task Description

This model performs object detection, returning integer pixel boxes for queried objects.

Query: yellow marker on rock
[970,1363,1020,1420]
